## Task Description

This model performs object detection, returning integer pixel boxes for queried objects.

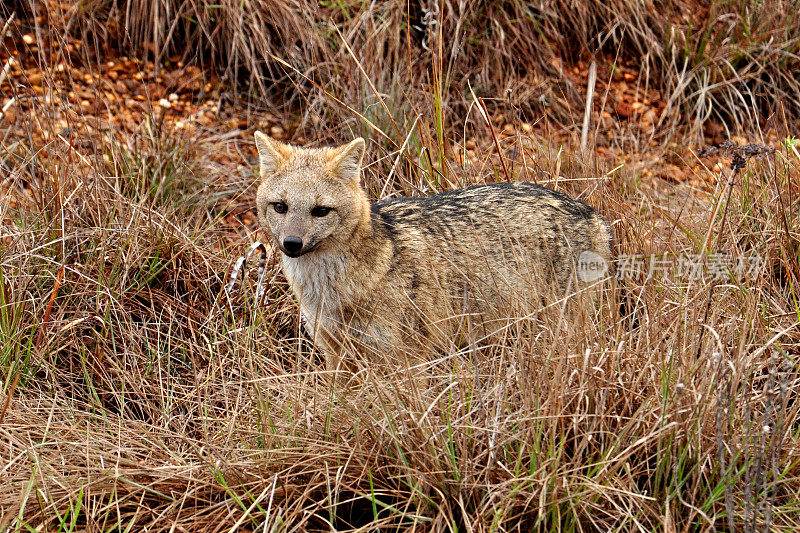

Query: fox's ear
[254,131,291,176]
[328,138,365,183]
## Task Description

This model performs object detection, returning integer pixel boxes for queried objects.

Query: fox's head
[254,132,369,257]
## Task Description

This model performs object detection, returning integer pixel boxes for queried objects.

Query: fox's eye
[273,202,288,214]
[310,206,331,217]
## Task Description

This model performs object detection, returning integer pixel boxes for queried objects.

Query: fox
[253,131,613,369]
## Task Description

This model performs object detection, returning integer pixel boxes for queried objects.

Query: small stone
[168,93,178,102]
[157,98,171,108]
[521,122,532,133]
[704,120,725,138]
[615,101,633,118]
[270,125,285,138]
[22,34,35,45]
[640,108,658,125]
[502,123,515,134]
[2,106,17,125]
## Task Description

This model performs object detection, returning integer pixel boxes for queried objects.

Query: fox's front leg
[312,326,360,376]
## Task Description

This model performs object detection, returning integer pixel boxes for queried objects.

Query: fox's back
[371,182,611,302]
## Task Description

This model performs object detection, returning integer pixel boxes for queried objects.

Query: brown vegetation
[1,1,799,531]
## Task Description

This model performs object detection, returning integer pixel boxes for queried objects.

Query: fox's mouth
[279,242,319,258]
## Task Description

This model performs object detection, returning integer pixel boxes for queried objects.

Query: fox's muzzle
[282,236,304,257]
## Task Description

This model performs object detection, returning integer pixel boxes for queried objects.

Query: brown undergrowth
[6,0,800,144]
[1,2,800,532]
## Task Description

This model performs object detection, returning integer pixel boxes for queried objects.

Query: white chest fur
[281,252,348,324]
[281,251,396,351]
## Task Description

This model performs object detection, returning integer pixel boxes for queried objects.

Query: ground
[0,3,799,532]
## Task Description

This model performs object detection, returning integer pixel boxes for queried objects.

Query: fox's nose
[283,236,303,255]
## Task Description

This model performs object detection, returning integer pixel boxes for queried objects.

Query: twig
[226,241,269,303]
[0,373,17,426]
[0,58,14,89]
[694,140,777,360]
[468,81,511,182]
[763,351,790,531]
[581,61,597,154]
[35,264,64,346]
[380,115,419,199]
[715,356,735,533]
[0,12,15,42]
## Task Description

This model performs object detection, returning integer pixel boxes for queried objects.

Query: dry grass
[21,0,800,144]
[1,1,800,531]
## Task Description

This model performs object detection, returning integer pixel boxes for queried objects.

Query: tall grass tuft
[1,2,799,531]
[10,0,799,143]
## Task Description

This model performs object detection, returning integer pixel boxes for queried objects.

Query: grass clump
[15,0,799,142]
[0,2,799,532]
